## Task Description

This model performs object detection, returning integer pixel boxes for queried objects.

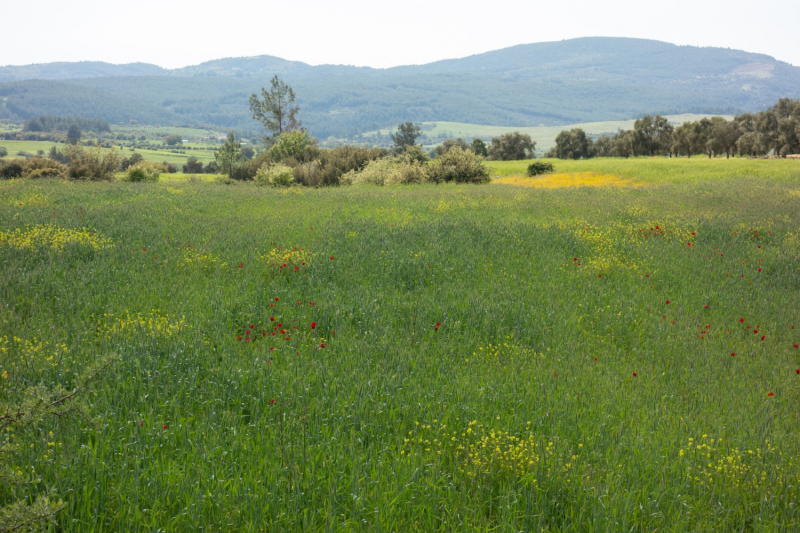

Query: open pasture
[1,159,800,531]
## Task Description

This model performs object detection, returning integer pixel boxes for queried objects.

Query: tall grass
[1,162,799,530]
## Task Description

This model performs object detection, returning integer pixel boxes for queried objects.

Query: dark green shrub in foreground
[0,160,24,179]
[527,161,554,176]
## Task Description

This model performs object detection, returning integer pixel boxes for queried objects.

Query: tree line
[547,98,800,159]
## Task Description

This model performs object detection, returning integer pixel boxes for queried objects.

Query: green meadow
[2,158,800,530]
[0,139,217,166]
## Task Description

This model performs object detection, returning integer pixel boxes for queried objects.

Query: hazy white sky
[2,0,798,68]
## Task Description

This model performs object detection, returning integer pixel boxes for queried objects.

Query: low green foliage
[123,161,163,182]
[526,161,555,176]
[255,163,294,187]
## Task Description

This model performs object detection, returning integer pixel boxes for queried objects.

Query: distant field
[487,156,800,183]
[111,124,228,140]
[0,139,217,166]
[363,114,733,151]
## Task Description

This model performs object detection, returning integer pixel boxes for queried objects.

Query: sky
[2,0,799,69]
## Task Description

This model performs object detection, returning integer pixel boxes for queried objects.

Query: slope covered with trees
[1,38,799,138]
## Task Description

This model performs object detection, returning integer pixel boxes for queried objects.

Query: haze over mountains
[1,37,798,139]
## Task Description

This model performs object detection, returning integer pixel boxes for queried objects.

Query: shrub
[255,163,294,187]
[0,146,7,157]
[398,145,430,164]
[293,161,322,187]
[526,161,554,176]
[346,157,431,186]
[22,158,66,179]
[427,147,490,184]
[267,131,319,164]
[0,159,24,179]
[123,162,164,182]
[346,158,397,186]
[385,161,428,185]
[64,145,121,181]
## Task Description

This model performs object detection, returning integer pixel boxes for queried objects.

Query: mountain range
[1,37,798,139]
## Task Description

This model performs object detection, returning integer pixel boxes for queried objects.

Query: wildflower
[632,372,637,377]
[793,344,799,349]
[311,322,316,329]
[761,336,766,341]
[269,399,275,405]
[275,297,279,301]
[704,305,709,308]
[757,268,762,272]
[270,317,275,321]
[666,300,670,305]
[238,263,243,268]
[730,352,736,357]
[796,369,799,374]
[739,318,745,323]
[330,256,335,260]
[143,248,146,252]
[320,343,325,348]
[767,392,774,397]
[163,425,168,430]
[687,242,692,247]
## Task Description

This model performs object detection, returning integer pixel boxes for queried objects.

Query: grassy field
[0,139,218,166]
[363,114,733,150]
[2,159,800,530]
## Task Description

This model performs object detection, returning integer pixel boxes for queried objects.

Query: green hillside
[1,38,798,139]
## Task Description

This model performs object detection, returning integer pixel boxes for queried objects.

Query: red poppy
[794,344,799,349]
[269,399,275,405]
[739,318,745,322]
[311,322,316,329]
[687,242,692,247]
[665,300,670,305]
[330,256,335,260]
[270,317,275,321]
[262,332,267,336]
[238,263,243,268]
[275,297,279,301]
[245,330,250,334]
[704,305,709,309]
[757,268,762,272]
[730,352,736,357]
[632,373,637,377]
[163,425,168,429]
[767,392,774,397]
[796,369,799,374]
[761,336,766,341]
[594,357,598,361]
[320,343,325,348]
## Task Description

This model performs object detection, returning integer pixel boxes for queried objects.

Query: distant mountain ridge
[1,37,798,138]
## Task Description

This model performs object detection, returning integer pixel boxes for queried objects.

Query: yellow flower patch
[183,247,227,272]
[495,172,640,189]
[0,225,112,252]
[262,247,313,268]
[96,310,185,340]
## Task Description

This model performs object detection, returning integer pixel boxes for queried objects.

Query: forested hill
[1,37,799,138]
